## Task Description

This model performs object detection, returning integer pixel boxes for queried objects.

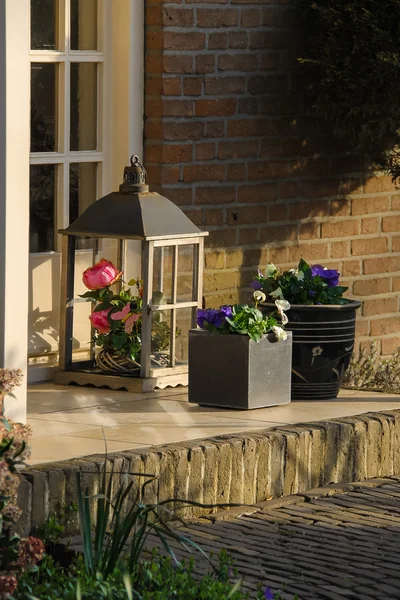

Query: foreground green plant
[16,550,293,600]
[343,340,400,393]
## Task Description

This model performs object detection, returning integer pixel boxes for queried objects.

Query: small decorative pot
[261,301,361,401]
[188,329,292,410]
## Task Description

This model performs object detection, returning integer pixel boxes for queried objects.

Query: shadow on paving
[147,480,400,600]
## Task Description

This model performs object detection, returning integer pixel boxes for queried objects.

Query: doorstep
[27,383,400,465]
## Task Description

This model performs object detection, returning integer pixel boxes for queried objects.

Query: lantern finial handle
[120,155,149,193]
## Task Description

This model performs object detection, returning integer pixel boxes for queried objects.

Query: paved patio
[27,384,400,465]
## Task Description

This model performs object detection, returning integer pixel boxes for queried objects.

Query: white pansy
[275,299,290,311]
[253,290,266,303]
[271,326,287,341]
[290,268,304,281]
[269,286,283,300]
[265,263,277,278]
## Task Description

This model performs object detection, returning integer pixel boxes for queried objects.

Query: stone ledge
[18,410,400,535]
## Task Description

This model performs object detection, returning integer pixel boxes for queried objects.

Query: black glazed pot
[261,300,361,401]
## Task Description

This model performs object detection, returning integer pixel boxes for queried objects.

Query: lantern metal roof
[60,156,207,241]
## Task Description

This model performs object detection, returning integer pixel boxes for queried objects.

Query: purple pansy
[250,279,263,291]
[264,588,274,600]
[311,264,339,288]
[196,306,233,329]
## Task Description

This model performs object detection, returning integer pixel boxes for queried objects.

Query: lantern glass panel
[152,246,173,305]
[70,237,119,364]
[177,245,195,303]
[175,307,192,363]
[150,309,172,372]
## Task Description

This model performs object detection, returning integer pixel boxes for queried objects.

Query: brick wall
[144,0,400,355]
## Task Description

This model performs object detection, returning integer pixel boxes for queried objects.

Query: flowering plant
[81,259,174,362]
[196,292,289,343]
[251,258,350,306]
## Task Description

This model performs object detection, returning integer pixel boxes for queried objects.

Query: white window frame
[29,0,111,253]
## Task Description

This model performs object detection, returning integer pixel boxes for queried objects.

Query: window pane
[30,165,56,253]
[70,63,98,151]
[70,163,97,250]
[31,0,58,50]
[71,0,98,50]
[31,63,57,152]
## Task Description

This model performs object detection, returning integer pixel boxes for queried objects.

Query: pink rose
[89,309,111,334]
[82,259,122,291]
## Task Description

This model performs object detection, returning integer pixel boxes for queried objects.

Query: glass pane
[31,0,58,50]
[31,63,57,152]
[71,0,98,50]
[30,164,56,253]
[175,308,192,364]
[153,247,173,305]
[70,63,98,151]
[69,163,97,224]
[177,245,195,303]
[151,310,172,370]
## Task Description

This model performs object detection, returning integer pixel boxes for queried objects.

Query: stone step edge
[17,409,400,535]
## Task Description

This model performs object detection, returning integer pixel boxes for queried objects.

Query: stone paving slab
[151,477,400,600]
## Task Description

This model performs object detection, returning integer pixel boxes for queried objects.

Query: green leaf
[94,302,112,312]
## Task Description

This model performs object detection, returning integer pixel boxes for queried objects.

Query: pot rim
[261,299,361,311]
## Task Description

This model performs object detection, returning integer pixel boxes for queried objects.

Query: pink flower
[82,259,122,291]
[124,312,141,333]
[89,309,111,334]
[110,303,130,321]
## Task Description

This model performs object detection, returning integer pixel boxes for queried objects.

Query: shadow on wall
[143,1,399,340]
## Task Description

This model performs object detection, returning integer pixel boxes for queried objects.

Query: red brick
[183,77,203,96]
[163,55,194,74]
[146,31,164,50]
[208,32,228,49]
[355,319,369,337]
[205,208,225,226]
[204,120,225,138]
[363,298,398,317]
[196,143,216,161]
[331,199,350,216]
[299,222,320,240]
[146,6,163,26]
[196,55,215,73]
[393,277,400,292]
[146,165,180,185]
[289,200,329,220]
[382,215,400,232]
[238,183,277,203]
[184,164,226,183]
[353,278,391,296]
[361,217,379,235]
[162,99,194,117]
[195,98,237,117]
[268,203,288,222]
[228,31,248,48]
[280,182,298,199]
[195,187,235,205]
[352,196,390,216]
[287,243,329,262]
[204,271,238,292]
[342,260,361,277]
[161,187,193,206]
[197,9,238,27]
[370,316,400,336]
[205,228,237,247]
[239,227,260,245]
[227,206,267,225]
[321,219,360,238]
[183,209,204,227]
[163,7,194,27]
[260,224,297,243]
[227,163,246,180]
[382,336,400,355]
[205,76,246,95]
[391,195,400,210]
[218,54,257,71]
[163,122,204,141]
[241,9,262,26]
[227,118,269,137]
[269,246,289,264]
[145,143,193,164]
[146,56,163,74]
[163,32,206,51]
[331,240,350,258]
[364,175,396,194]
[298,180,340,198]
[218,141,258,159]
[351,237,388,256]
[248,161,289,180]
[205,251,225,270]
[364,256,400,275]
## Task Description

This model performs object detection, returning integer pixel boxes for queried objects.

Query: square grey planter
[188,329,292,410]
